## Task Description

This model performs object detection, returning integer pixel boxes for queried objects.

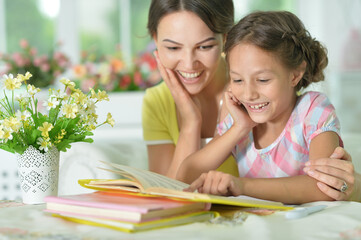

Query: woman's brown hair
[225,11,328,91]
[147,0,234,36]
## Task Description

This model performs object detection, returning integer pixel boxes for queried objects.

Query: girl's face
[228,43,303,125]
[153,11,224,95]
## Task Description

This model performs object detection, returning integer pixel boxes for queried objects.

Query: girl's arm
[176,123,248,183]
[177,91,256,183]
[187,131,340,204]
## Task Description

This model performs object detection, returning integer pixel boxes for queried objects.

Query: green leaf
[0,144,16,154]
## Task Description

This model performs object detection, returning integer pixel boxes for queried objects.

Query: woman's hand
[154,51,202,129]
[184,170,243,196]
[304,147,359,201]
[224,89,257,131]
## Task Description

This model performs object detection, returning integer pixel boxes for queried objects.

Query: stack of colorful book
[44,191,214,233]
[44,162,292,232]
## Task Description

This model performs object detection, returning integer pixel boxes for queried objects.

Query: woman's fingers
[154,51,171,84]
[330,146,352,161]
[304,164,354,200]
[305,167,352,189]
[306,157,355,174]
[304,164,354,184]
[316,182,348,201]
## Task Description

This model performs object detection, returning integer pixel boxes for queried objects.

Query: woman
[141,0,360,202]
[142,0,238,179]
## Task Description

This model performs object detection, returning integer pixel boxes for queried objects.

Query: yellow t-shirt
[142,82,239,177]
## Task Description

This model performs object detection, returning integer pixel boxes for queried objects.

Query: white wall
[297,0,361,135]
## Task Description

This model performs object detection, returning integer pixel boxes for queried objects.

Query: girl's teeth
[179,71,201,79]
[250,103,268,109]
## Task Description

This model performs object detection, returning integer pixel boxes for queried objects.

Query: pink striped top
[217,91,342,178]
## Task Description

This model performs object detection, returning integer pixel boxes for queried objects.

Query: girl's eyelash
[233,79,242,83]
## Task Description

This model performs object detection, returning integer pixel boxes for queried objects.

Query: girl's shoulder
[296,91,332,112]
[291,91,337,130]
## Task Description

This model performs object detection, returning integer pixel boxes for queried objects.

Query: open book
[79,162,292,210]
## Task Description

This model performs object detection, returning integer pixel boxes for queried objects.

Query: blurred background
[0,0,360,200]
[1,0,360,133]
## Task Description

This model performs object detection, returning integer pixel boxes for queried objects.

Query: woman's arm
[147,52,203,178]
[304,147,361,202]
[148,123,202,179]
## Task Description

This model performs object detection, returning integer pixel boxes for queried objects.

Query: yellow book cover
[79,162,292,210]
[52,211,217,233]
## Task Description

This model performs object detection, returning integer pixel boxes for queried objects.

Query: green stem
[11,90,15,114]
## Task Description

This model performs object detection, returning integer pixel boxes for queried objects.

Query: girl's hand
[184,171,243,196]
[224,89,257,130]
[304,147,356,200]
[154,51,201,129]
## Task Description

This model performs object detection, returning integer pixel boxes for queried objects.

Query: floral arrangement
[72,44,161,93]
[0,39,70,88]
[0,72,114,154]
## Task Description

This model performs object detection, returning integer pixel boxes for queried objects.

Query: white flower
[43,97,60,111]
[37,137,50,152]
[50,89,67,100]
[0,125,13,142]
[15,110,31,121]
[2,117,21,132]
[15,92,31,106]
[62,103,78,119]
[1,74,22,90]
[84,99,96,115]
[27,84,41,95]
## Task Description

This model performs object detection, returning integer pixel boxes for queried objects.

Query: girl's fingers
[186,173,207,192]
[218,174,233,196]
[202,173,215,194]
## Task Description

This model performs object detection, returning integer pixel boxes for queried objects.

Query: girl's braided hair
[225,11,328,91]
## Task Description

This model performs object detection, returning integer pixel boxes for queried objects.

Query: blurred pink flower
[20,39,29,49]
[0,39,71,87]
[12,53,26,67]
[40,63,50,72]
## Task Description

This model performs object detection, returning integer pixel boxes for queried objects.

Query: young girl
[177,11,343,204]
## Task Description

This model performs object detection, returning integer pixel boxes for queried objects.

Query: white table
[1,200,361,240]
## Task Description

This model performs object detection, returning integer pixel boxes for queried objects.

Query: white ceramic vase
[16,145,60,204]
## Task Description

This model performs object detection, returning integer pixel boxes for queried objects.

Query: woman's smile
[176,70,203,84]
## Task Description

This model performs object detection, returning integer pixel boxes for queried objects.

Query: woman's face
[154,11,224,95]
[228,43,301,125]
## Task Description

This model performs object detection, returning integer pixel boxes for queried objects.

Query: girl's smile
[246,102,270,112]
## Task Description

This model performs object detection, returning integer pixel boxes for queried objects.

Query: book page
[99,162,189,192]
